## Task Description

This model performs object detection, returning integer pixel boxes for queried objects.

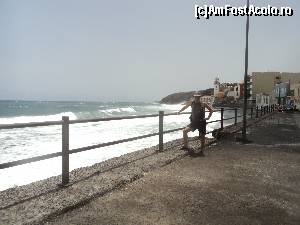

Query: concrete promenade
[1,112,299,225]
[45,112,300,225]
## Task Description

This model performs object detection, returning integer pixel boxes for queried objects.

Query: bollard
[62,116,70,185]
[250,107,253,119]
[256,106,258,118]
[260,106,263,117]
[234,108,237,125]
[158,111,164,152]
[221,108,224,129]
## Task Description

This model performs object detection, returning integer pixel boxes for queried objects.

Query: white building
[214,77,220,97]
[200,96,214,105]
[289,82,300,109]
[227,84,242,100]
[256,93,274,108]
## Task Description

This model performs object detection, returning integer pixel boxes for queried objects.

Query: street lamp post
[242,0,250,141]
[278,86,281,105]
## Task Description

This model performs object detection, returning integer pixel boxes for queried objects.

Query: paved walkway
[45,113,300,225]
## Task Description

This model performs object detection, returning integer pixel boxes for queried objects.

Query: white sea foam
[143,103,188,113]
[120,107,136,112]
[0,112,78,124]
[0,102,235,191]
[98,107,136,115]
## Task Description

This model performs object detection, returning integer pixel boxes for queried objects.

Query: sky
[0,0,299,102]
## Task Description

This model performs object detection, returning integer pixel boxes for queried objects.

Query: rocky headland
[159,89,214,104]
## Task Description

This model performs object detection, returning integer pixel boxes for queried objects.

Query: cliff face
[160,88,214,104]
[159,91,196,104]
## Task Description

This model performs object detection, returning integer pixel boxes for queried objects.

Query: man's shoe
[188,148,195,154]
[198,150,205,157]
[180,146,189,151]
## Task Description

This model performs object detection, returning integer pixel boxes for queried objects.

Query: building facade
[213,77,244,100]
[252,72,300,99]
[226,83,243,100]
[274,82,290,105]
[256,93,274,108]
[289,83,300,109]
[214,77,220,97]
[200,96,214,105]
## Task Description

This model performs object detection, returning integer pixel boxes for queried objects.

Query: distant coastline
[159,90,246,108]
[159,91,195,104]
[159,88,214,104]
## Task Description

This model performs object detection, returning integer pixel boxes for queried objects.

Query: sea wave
[0,112,78,124]
[98,107,136,115]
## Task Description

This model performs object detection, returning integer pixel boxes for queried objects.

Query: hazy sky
[1,0,299,102]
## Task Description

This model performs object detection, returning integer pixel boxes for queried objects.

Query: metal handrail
[0,120,63,130]
[0,152,62,169]
[0,109,234,130]
[69,132,160,155]
[223,116,236,121]
[0,112,204,130]
[0,105,276,185]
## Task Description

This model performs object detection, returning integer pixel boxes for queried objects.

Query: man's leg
[182,127,192,148]
[199,120,206,152]
[200,133,205,150]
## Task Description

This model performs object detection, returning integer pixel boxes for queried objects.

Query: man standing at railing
[177,93,214,155]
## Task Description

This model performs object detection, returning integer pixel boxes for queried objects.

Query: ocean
[0,100,237,191]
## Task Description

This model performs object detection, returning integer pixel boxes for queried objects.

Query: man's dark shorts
[188,120,206,134]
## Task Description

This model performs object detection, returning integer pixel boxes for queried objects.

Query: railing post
[62,116,69,185]
[221,108,224,129]
[256,106,258,118]
[158,111,164,152]
[234,108,237,125]
[250,107,253,119]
